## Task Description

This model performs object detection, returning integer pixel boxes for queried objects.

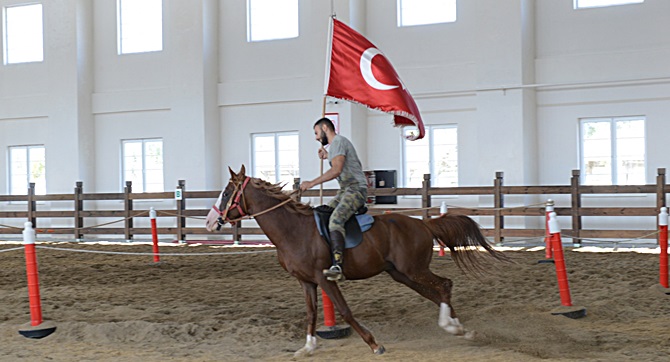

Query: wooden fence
[0,168,667,245]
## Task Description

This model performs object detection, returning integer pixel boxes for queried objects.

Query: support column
[45,0,95,193]
[168,0,220,190]
[474,0,537,187]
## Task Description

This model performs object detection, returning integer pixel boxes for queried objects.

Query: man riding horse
[299,117,367,282]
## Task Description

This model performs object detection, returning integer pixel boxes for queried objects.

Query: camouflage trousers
[327,187,367,237]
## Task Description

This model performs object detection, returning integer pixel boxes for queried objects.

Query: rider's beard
[319,131,329,146]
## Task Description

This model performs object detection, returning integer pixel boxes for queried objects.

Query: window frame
[8,144,46,195]
[2,3,44,64]
[573,0,644,9]
[402,124,458,188]
[579,116,646,186]
[116,0,163,55]
[121,138,164,193]
[397,0,457,28]
[251,131,299,188]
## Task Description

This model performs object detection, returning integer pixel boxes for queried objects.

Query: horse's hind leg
[386,269,473,339]
[320,280,385,355]
[386,268,442,304]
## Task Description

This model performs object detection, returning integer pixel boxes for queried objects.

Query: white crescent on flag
[359,48,399,91]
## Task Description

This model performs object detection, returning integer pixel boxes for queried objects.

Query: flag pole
[320,15,334,206]
[320,97,327,204]
[319,160,324,204]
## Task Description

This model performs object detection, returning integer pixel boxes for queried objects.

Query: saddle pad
[355,214,374,232]
[313,212,374,249]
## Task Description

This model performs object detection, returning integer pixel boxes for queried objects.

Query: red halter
[213,177,250,225]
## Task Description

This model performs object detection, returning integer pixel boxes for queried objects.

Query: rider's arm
[300,155,344,190]
[320,155,344,182]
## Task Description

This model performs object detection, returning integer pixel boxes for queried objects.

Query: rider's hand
[300,181,314,191]
[318,147,328,160]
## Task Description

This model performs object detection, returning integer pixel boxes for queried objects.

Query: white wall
[92,0,220,192]
[535,0,670,181]
[217,0,335,190]
[1,0,669,233]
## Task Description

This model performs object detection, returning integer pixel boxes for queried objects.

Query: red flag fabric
[325,18,425,140]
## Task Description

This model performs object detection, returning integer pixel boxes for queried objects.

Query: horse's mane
[249,178,314,216]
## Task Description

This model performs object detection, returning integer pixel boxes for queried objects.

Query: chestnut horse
[205,165,507,356]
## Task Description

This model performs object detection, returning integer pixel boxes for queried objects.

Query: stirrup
[323,265,345,281]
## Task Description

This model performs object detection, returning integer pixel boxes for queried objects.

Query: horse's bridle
[210,176,298,231]
[212,176,250,229]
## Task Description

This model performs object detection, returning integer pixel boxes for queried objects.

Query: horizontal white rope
[36,245,276,257]
[157,211,206,220]
[574,230,659,243]
[0,247,23,253]
[0,223,22,230]
[441,202,547,211]
[496,237,546,244]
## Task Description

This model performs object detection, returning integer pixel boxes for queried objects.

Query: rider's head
[313,117,335,146]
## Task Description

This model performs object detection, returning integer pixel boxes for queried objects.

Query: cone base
[18,320,57,339]
[316,324,351,339]
[550,305,586,319]
[652,284,670,295]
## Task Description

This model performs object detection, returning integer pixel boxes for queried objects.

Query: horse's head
[205,165,251,232]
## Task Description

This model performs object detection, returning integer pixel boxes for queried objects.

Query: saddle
[313,205,374,249]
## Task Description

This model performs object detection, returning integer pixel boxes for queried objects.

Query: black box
[368,170,397,204]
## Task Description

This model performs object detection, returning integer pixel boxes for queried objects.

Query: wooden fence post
[422,174,431,220]
[74,181,83,241]
[124,181,133,241]
[292,178,301,202]
[571,170,582,247]
[657,168,666,246]
[176,180,186,243]
[28,183,36,229]
[494,171,504,244]
[657,168,666,209]
[232,223,240,245]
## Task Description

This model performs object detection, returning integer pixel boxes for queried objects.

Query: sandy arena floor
[1,242,669,361]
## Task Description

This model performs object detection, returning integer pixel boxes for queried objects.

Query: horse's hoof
[293,348,314,358]
[294,335,317,357]
[444,324,464,335]
[464,330,476,341]
[373,345,386,355]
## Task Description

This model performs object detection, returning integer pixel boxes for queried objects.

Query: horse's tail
[424,214,510,273]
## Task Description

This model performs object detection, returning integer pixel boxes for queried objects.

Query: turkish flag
[325,18,425,140]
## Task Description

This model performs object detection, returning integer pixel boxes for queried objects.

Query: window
[252,132,299,188]
[117,0,163,54]
[122,139,164,192]
[397,0,457,27]
[580,117,645,185]
[9,145,46,195]
[3,4,43,64]
[403,125,458,187]
[574,0,643,9]
[247,0,298,42]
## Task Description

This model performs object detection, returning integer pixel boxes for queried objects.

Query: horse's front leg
[294,280,318,357]
[320,280,385,355]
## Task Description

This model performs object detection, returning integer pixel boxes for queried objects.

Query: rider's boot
[323,230,345,282]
